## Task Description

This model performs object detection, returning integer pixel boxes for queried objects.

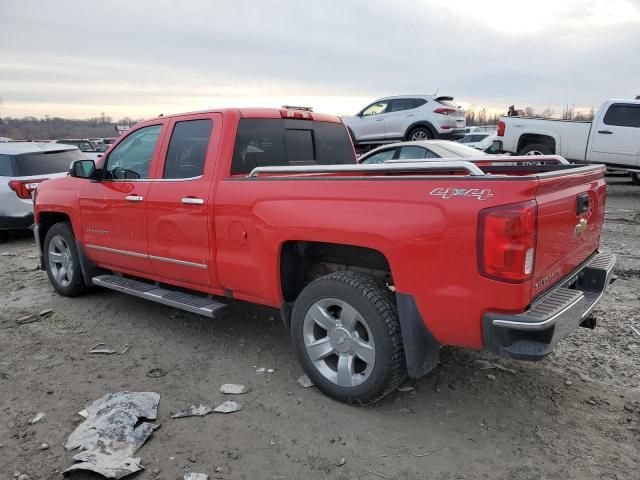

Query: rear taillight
[8,179,47,199]
[497,120,505,137]
[478,200,537,283]
[434,107,457,115]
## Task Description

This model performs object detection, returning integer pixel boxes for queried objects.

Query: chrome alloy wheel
[410,130,429,140]
[303,298,376,387]
[47,235,74,287]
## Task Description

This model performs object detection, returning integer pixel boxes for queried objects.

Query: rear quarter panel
[214,176,540,349]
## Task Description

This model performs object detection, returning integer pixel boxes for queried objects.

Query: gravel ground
[0,175,638,480]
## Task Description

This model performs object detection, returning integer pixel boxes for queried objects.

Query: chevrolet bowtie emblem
[575,218,588,237]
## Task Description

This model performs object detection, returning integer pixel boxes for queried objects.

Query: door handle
[182,197,204,205]
[375,118,384,122]
[597,130,613,134]
[125,195,144,202]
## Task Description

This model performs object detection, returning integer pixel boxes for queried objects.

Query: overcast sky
[1,0,639,119]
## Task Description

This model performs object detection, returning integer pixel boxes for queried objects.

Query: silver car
[357,140,488,164]
[0,142,84,232]
[343,95,466,146]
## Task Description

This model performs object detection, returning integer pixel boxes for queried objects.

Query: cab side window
[163,120,213,179]
[104,125,162,180]
[603,104,640,128]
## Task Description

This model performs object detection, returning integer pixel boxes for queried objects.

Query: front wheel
[630,172,640,186]
[43,222,87,297]
[291,271,406,404]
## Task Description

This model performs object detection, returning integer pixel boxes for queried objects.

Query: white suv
[343,95,466,146]
[0,142,83,233]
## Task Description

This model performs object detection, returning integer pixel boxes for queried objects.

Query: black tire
[630,172,640,186]
[518,143,553,156]
[291,271,406,404]
[43,222,87,297]
[407,126,432,141]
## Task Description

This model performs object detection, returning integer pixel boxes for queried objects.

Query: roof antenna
[433,88,439,96]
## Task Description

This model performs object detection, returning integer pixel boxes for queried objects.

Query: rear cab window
[231,119,355,175]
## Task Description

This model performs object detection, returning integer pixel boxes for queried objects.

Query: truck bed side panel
[214,177,539,349]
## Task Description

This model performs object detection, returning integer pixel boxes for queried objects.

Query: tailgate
[531,166,606,298]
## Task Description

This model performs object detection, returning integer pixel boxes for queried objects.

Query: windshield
[15,149,84,176]
[434,142,487,157]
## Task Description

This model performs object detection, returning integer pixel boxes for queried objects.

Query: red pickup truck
[32,108,616,404]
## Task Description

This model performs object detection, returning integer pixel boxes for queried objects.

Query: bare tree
[561,104,575,120]
[524,106,536,117]
[541,102,555,118]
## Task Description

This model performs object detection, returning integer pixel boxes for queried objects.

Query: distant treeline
[0,114,140,140]
[465,104,596,126]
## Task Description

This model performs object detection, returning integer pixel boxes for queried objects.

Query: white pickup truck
[494,99,640,185]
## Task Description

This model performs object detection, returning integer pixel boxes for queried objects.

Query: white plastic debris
[88,343,117,354]
[397,386,415,392]
[297,375,314,388]
[213,401,242,414]
[220,384,250,395]
[171,404,213,418]
[184,474,209,480]
[64,391,160,479]
[30,412,45,424]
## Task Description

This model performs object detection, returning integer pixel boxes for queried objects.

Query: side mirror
[69,159,97,179]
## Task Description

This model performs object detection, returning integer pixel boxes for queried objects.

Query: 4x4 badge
[430,187,494,201]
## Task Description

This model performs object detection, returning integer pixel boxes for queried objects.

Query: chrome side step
[92,274,226,318]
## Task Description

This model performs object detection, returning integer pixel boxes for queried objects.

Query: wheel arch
[279,240,393,306]
[37,211,72,253]
[404,121,437,140]
[516,133,557,154]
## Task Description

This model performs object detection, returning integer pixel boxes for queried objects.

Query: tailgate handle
[577,192,590,215]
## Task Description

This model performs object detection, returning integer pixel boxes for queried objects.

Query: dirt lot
[1,175,638,480]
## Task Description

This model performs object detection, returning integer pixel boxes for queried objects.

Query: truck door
[145,114,220,287]
[590,102,640,167]
[80,123,165,274]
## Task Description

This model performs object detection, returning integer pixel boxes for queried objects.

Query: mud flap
[395,293,440,378]
[75,240,103,287]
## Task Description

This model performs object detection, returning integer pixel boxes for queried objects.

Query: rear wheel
[518,143,553,156]
[291,271,406,404]
[630,172,640,186]
[43,222,86,297]
[407,126,432,141]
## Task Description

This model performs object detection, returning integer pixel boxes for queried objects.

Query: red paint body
[34,109,607,351]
